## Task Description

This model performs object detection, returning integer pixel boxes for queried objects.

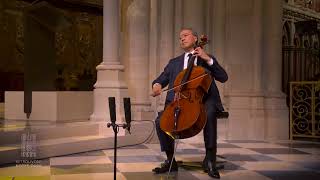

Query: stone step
[0,121,99,145]
[0,120,157,165]
[0,132,150,165]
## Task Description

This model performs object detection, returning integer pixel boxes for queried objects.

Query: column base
[225,91,289,140]
[131,101,155,121]
[225,92,266,140]
[264,91,289,140]
[90,62,129,138]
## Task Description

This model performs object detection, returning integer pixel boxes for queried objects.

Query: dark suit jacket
[152,53,228,112]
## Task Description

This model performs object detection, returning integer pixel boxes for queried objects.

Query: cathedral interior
[0,0,320,179]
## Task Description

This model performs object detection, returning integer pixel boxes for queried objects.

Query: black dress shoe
[202,156,208,171]
[152,160,178,174]
[203,159,220,179]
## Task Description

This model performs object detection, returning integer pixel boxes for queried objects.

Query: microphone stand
[107,122,128,180]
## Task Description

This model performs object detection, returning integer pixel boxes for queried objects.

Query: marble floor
[0,139,320,180]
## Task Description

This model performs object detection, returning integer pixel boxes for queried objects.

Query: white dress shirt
[183,51,214,69]
[153,52,215,89]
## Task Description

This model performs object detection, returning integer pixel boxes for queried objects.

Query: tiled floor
[0,140,320,180]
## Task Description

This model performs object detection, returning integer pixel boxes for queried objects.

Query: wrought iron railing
[290,81,320,139]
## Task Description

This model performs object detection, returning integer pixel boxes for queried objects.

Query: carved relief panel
[0,0,103,91]
[55,11,102,90]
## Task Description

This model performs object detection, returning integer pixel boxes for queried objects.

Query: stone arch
[294,34,301,47]
[311,33,319,49]
[304,38,310,48]
[282,21,294,95]
[282,21,292,46]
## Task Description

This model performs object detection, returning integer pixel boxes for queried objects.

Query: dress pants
[155,100,218,162]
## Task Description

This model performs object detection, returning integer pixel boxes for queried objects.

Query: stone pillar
[149,0,160,113]
[211,0,230,139]
[125,0,152,120]
[183,0,205,34]
[174,0,183,56]
[159,0,174,73]
[156,0,174,110]
[223,0,267,140]
[263,0,289,140]
[250,0,266,140]
[91,0,128,130]
[212,0,227,97]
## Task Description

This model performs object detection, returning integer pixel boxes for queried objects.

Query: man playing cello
[151,28,228,179]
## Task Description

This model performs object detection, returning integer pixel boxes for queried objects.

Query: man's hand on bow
[151,83,162,97]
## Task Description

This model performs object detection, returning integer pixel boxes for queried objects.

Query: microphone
[123,97,132,133]
[108,97,116,124]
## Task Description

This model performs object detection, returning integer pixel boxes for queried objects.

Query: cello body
[160,66,212,139]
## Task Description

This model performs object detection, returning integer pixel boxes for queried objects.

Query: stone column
[263,0,288,140]
[263,0,283,94]
[159,0,174,72]
[125,0,152,120]
[250,0,266,140]
[183,0,205,34]
[90,0,128,128]
[156,0,174,110]
[223,0,267,140]
[149,0,160,113]
[212,0,227,97]
[211,0,229,139]
[174,0,183,56]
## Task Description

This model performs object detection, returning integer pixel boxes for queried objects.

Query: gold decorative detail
[290,81,320,139]
[54,11,101,90]
[0,0,102,91]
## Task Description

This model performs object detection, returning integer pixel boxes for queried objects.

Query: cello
[159,35,213,139]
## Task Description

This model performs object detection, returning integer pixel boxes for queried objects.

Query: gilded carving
[54,11,101,90]
[0,0,102,91]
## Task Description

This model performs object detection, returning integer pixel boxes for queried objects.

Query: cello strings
[162,73,208,93]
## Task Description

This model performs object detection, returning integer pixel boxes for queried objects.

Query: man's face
[179,29,197,51]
